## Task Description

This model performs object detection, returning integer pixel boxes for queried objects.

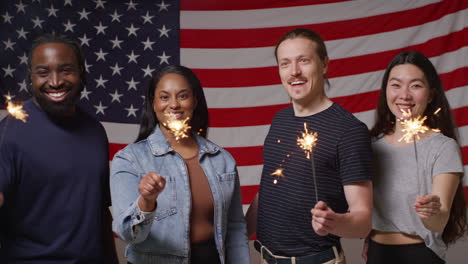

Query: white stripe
[207,125,270,148]
[238,165,262,186]
[203,47,468,108]
[464,165,468,186]
[102,121,139,144]
[181,10,466,69]
[180,0,440,29]
[459,126,468,147]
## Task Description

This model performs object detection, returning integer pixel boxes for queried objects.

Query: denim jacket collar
[147,125,220,157]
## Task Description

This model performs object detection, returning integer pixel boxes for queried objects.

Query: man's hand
[311,201,341,236]
[138,172,166,212]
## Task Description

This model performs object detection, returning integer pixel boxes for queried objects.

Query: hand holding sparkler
[138,171,166,212]
[414,194,441,219]
[311,201,338,236]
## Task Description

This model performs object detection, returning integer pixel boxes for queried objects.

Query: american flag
[1,0,467,212]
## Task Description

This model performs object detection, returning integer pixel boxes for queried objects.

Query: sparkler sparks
[398,109,429,143]
[297,122,318,159]
[163,113,191,140]
[6,100,28,123]
[271,168,285,184]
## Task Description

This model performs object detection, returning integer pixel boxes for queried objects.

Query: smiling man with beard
[245,28,374,264]
[0,34,118,264]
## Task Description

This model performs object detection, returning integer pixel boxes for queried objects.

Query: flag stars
[2,65,16,78]
[32,16,44,28]
[84,61,93,73]
[63,20,76,32]
[79,34,92,47]
[2,12,13,24]
[94,0,106,9]
[95,75,108,88]
[125,104,139,117]
[94,101,108,115]
[141,37,155,51]
[158,51,171,65]
[15,1,27,14]
[78,8,91,20]
[95,22,108,35]
[157,1,170,11]
[109,90,123,103]
[142,65,155,77]
[158,25,171,38]
[110,62,123,76]
[64,0,73,6]
[16,27,29,40]
[46,5,59,17]
[126,50,140,64]
[126,77,140,90]
[95,48,108,61]
[18,53,28,65]
[3,39,16,51]
[126,24,140,37]
[110,10,122,22]
[125,0,138,10]
[18,80,28,93]
[141,11,154,24]
[80,87,92,100]
[110,35,123,49]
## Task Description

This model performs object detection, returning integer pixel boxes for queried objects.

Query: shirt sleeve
[110,149,156,243]
[432,138,464,177]
[337,122,373,185]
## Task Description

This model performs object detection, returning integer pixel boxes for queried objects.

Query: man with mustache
[0,34,118,263]
[246,28,373,263]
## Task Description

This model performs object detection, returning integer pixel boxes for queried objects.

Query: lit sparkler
[163,113,191,141]
[271,168,284,184]
[397,109,440,194]
[0,96,28,150]
[297,122,319,203]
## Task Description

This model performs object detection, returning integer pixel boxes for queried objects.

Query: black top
[257,103,372,256]
[0,100,110,263]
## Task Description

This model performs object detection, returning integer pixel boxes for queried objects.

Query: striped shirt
[257,103,372,256]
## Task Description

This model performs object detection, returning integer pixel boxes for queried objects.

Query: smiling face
[30,42,82,117]
[276,37,328,105]
[386,63,432,119]
[153,73,197,133]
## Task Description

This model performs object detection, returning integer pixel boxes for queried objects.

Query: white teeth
[48,92,65,98]
[291,81,305,85]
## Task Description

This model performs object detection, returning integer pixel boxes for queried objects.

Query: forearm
[421,209,450,232]
[245,193,258,238]
[330,209,372,238]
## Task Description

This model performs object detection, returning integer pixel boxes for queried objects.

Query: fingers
[138,172,166,199]
[310,201,335,236]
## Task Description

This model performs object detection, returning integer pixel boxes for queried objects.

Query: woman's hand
[138,172,166,212]
[414,194,441,219]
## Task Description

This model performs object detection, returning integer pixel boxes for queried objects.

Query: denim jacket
[110,125,250,264]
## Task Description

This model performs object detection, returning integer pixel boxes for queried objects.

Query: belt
[254,240,340,264]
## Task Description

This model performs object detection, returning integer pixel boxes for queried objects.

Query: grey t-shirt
[372,133,463,260]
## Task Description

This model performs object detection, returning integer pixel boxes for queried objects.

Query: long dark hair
[136,65,209,142]
[370,51,467,245]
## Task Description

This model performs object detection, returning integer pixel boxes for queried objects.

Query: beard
[32,84,82,119]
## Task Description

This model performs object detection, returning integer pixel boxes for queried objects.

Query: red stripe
[225,146,264,166]
[462,146,468,166]
[192,28,468,88]
[240,185,259,204]
[453,106,468,128]
[180,0,351,11]
[181,1,467,48]
[209,103,290,127]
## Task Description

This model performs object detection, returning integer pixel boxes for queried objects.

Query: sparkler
[297,122,319,203]
[162,113,191,141]
[397,109,440,194]
[0,96,28,150]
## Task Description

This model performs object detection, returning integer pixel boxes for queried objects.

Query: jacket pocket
[154,175,178,221]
